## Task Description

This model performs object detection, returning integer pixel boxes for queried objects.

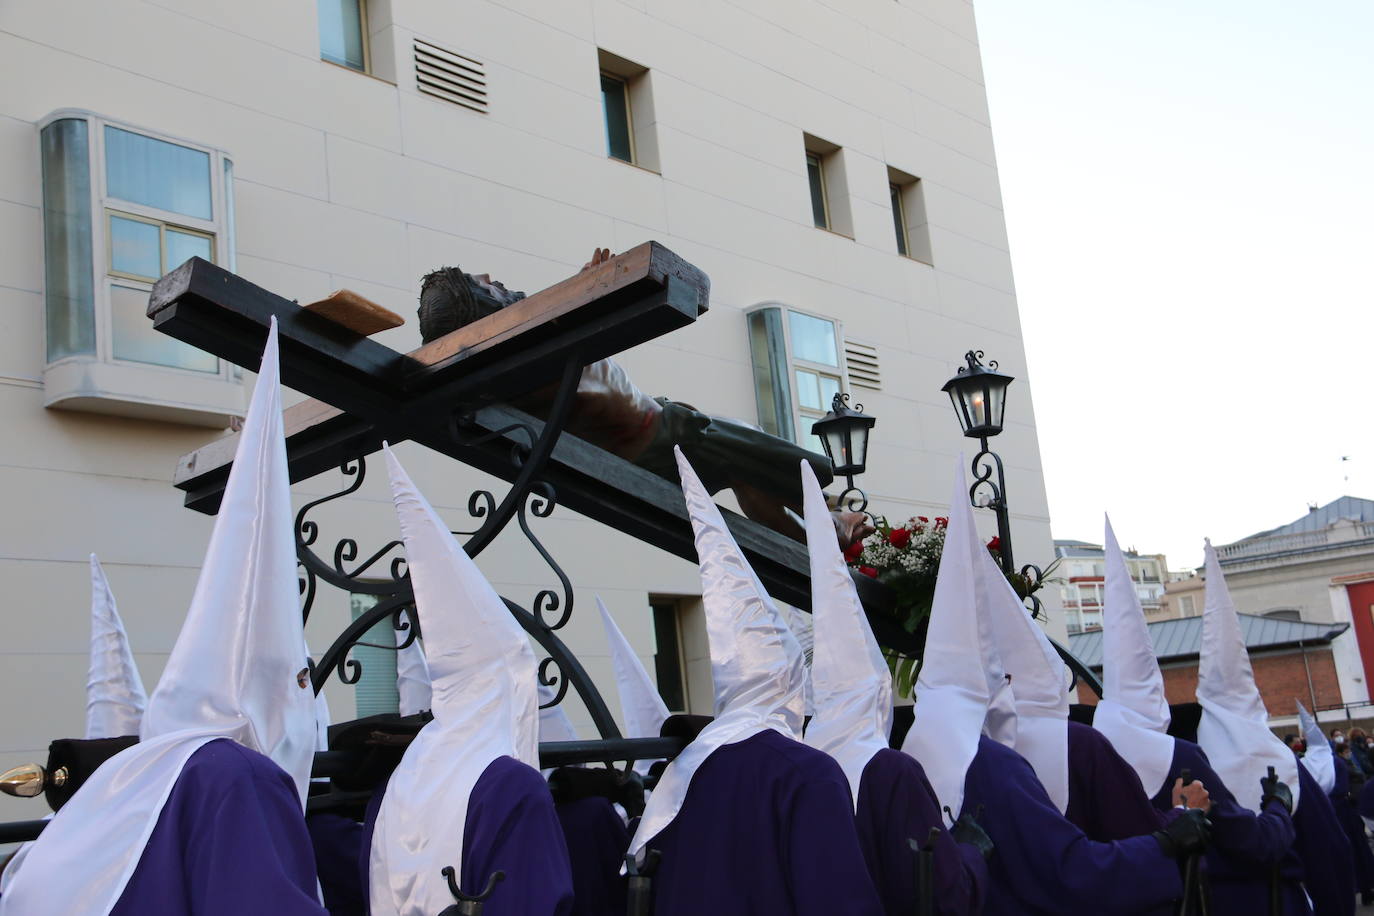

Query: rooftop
[1068,612,1348,669]
[1239,495,1374,542]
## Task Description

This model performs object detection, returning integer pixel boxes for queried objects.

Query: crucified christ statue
[417,248,875,549]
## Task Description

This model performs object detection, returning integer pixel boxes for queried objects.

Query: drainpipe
[1299,639,1319,714]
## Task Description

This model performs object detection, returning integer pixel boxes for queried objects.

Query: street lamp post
[811,392,876,513]
[942,348,1102,696]
[941,350,1044,608]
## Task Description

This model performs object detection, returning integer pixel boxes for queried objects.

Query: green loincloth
[632,398,835,506]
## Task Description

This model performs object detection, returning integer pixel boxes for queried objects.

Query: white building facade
[0,0,1056,817]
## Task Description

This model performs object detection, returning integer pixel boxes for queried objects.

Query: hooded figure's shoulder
[471,755,551,802]
[729,729,843,776]
[180,738,295,790]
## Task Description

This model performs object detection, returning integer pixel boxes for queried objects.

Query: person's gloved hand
[951,811,995,862]
[1260,772,1294,814]
[1151,808,1211,859]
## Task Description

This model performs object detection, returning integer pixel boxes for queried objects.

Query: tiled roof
[1239,495,1374,542]
[1068,613,1348,669]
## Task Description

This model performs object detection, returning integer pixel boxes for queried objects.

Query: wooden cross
[153,242,905,645]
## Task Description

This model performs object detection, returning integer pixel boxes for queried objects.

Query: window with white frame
[39,111,240,426]
[746,304,845,455]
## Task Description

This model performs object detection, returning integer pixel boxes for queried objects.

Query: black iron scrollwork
[301,351,623,739]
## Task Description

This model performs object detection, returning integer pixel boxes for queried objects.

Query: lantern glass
[810,396,875,478]
[943,354,1013,439]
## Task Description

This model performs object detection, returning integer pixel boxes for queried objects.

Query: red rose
[935,517,948,529]
[843,540,865,563]
[986,536,1001,552]
[859,566,879,578]
[917,516,929,523]
[887,528,911,549]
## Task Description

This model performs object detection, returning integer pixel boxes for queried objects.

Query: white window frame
[747,303,848,450]
[90,116,232,377]
[39,109,243,427]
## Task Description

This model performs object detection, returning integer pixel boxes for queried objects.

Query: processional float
[0,243,1098,859]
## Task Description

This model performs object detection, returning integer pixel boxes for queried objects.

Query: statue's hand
[582,247,613,271]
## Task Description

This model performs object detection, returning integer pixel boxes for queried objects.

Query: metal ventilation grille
[414,39,488,113]
[844,340,881,390]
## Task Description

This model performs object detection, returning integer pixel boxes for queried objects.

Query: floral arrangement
[845,514,1055,696]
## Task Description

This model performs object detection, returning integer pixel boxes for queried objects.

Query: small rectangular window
[601,72,634,163]
[319,0,367,72]
[887,165,933,263]
[650,598,687,713]
[806,152,829,229]
[890,183,908,256]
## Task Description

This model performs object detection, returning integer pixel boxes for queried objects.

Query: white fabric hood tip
[599,596,671,777]
[798,460,892,809]
[369,443,539,916]
[625,446,806,865]
[1195,539,1301,813]
[1092,515,1177,798]
[901,457,1015,821]
[0,318,315,916]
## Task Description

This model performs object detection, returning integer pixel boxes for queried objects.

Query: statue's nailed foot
[834,511,875,551]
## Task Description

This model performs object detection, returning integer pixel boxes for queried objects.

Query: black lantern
[942,350,1013,439]
[811,392,875,477]
[812,393,875,512]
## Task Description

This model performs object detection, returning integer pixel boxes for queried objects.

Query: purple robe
[111,739,327,915]
[643,729,883,915]
[555,797,629,916]
[1148,738,1305,914]
[962,735,1182,915]
[362,756,575,915]
[1329,756,1374,894]
[1292,759,1355,916]
[1065,722,1168,841]
[307,813,365,915]
[854,748,986,915]
[1358,773,1374,821]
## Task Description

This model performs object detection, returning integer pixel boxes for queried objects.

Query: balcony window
[39,111,242,426]
[747,304,845,454]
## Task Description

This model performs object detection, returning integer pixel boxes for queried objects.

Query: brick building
[1069,613,1349,723]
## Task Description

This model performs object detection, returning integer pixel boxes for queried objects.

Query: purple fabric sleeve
[1065,722,1170,841]
[1293,761,1355,916]
[111,739,327,915]
[306,813,365,915]
[555,796,629,916]
[644,730,883,915]
[1149,739,1306,914]
[963,736,1182,916]
[461,757,574,916]
[1327,756,1374,897]
[854,748,986,915]
[360,758,574,916]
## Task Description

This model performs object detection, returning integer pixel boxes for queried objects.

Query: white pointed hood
[599,597,670,777]
[799,460,892,808]
[983,542,1071,814]
[1196,541,1300,813]
[84,554,146,739]
[0,321,315,916]
[1093,517,1176,798]
[394,610,433,717]
[369,445,539,916]
[1297,701,1335,794]
[627,448,806,864]
[901,460,1014,822]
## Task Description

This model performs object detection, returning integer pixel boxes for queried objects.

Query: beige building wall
[0,0,1058,819]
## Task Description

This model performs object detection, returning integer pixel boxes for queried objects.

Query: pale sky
[973,0,1374,570]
